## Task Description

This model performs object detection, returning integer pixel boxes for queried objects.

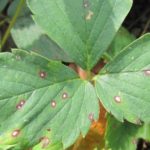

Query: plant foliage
[0,0,150,150]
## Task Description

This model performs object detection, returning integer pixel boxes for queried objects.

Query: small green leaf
[106,27,135,60]
[7,0,30,18]
[11,16,72,62]
[0,50,99,149]
[105,115,150,150]
[27,0,132,70]
[0,0,8,12]
[95,34,150,123]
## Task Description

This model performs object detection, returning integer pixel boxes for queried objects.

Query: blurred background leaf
[11,16,72,62]
[0,0,8,13]
[104,27,135,61]
[105,115,150,150]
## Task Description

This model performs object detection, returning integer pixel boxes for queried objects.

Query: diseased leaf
[11,16,72,62]
[105,115,150,150]
[95,34,150,123]
[0,50,99,149]
[27,0,132,70]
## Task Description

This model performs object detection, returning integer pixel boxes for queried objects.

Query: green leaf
[27,0,132,70]
[105,27,135,60]
[0,0,8,12]
[0,50,99,149]
[95,34,150,123]
[11,16,72,62]
[0,145,16,150]
[105,115,150,150]
[7,0,30,18]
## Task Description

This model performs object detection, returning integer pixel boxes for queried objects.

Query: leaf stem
[0,0,25,50]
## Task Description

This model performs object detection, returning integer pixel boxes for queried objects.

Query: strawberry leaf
[11,16,72,62]
[105,115,150,150]
[0,0,8,12]
[27,0,132,70]
[0,50,99,149]
[95,34,150,123]
[32,141,63,150]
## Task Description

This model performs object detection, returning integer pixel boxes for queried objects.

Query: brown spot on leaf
[83,0,89,8]
[85,10,94,20]
[51,100,56,108]
[62,92,68,99]
[47,128,51,132]
[114,96,121,103]
[40,137,50,148]
[39,71,47,79]
[144,70,150,76]
[16,100,26,110]
[88,113,94,122]
[12,129,20,137]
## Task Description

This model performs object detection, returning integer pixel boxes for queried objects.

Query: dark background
[124,0,150,37]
